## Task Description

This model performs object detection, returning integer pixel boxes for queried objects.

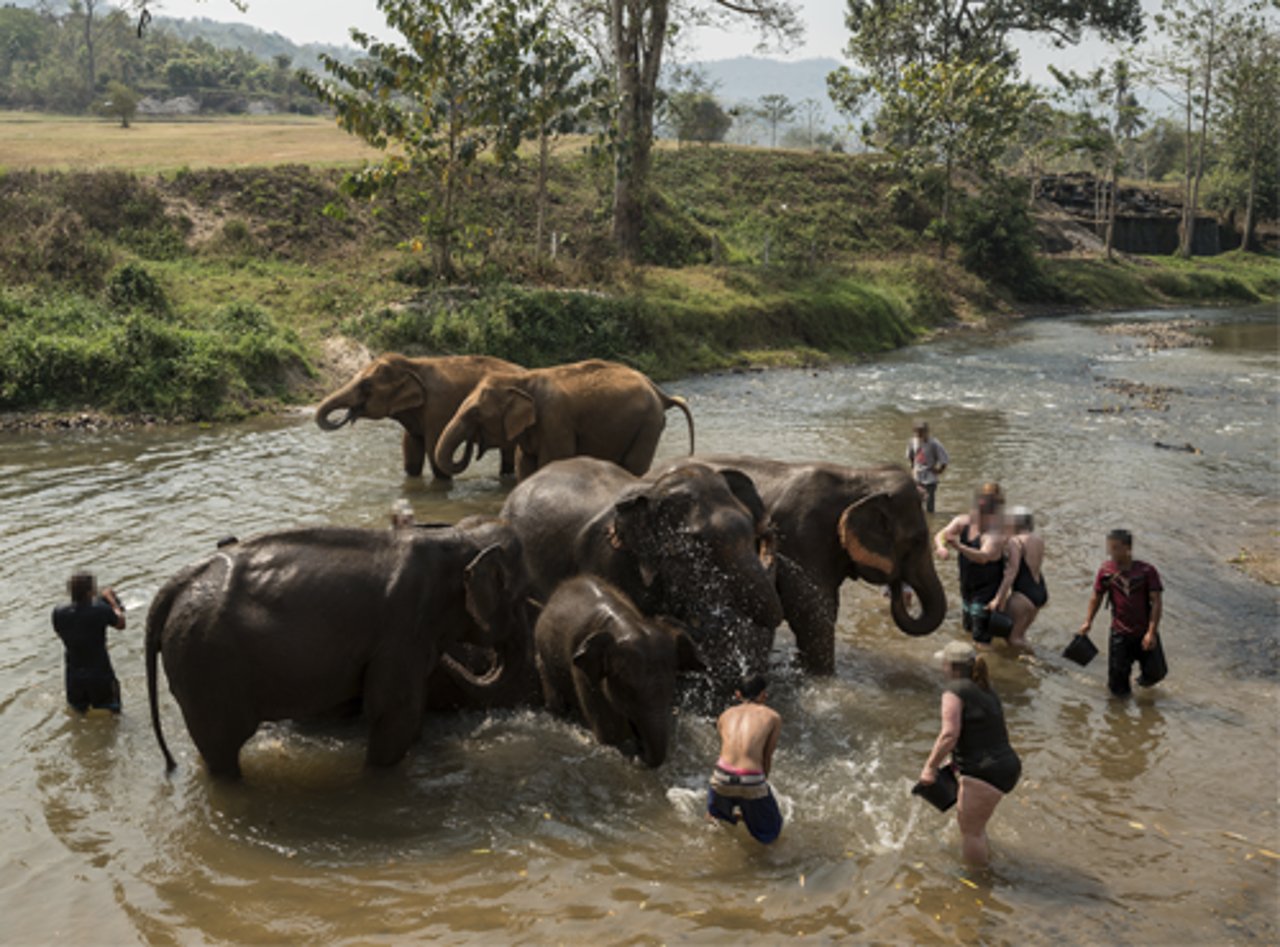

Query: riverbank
[1,158,1275,425]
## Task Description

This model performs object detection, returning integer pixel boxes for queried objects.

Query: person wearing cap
[1078,529,1165,697]
[989,506,1047,651]
[935,483,1007,642]
[52,571,127,714]
[906,421,949,513]
[919,640,1021,866]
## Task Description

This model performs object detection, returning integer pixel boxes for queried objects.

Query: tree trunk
[609,0,667,262]
[1241,154,1257,252]
[1178,74,1194,257]
[536,128,549,257]
[83,0,96,100]
[1105,161,1118,260]
[1184,13,1218,259]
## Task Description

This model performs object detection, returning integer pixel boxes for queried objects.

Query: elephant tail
[660,391,695,455]
[146,577,179,773]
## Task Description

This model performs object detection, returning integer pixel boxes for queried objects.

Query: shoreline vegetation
[1,130,1276,430]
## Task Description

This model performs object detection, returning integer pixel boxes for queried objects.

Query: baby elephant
[535,576,704,767]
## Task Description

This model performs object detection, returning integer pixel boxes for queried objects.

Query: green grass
[1046,252,1280,309]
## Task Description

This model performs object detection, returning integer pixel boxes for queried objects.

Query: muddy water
[1,306,1276,944]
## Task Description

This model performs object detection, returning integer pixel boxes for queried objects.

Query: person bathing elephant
[653,457,947,674]
[146,519,530,778]
[535,576,704,767]
[502,458,783,686]
[315,353,521,479]
[434,359,695,480]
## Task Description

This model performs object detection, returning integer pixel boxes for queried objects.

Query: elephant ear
[387,365,428,415]
[503,387,536,441]
[717,469,768,531]
[838,493,896,580]
[463,544,510,638]
[572,629,614,681]
[665,620,706,673]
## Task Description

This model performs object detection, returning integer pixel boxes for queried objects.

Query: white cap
[933,640,977,665]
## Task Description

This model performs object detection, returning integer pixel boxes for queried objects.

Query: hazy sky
[155,0,1149,84]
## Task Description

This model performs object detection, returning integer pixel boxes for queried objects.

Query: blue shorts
[707,786,783,844]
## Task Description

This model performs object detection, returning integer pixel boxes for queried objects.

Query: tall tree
[1212,17,1278,251]
[1151,0,1238,257]
[756,93,795,147]
[303,0,533,277]
[599,0,800,260]
[795,96,824,149]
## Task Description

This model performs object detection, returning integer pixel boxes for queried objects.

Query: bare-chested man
[706,674,783,844]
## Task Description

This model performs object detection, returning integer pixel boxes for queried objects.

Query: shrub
[953,181,1046,297]
[106,263,170,315]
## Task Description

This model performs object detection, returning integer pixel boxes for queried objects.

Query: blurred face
[1107,537,1132,562]
[914,425,928,441]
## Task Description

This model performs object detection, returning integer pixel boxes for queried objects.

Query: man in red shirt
[1078,529,1166,696]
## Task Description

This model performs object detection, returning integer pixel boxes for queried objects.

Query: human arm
[1078,589,1102,637]
[1143,591,1162,650]
[920,692,962,784]
[933,440,949,475]
[953,529,1005,564]
[990,539,1022,611]
[101,587,126,630]
[934,515,967,560]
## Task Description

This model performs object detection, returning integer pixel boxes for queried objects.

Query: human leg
[956,776,1004,866]
[1006,592,1038,651]
[1108,631,1138,696]
[925,482,938,514]
[706,788,741,827]
[739,790,784,844]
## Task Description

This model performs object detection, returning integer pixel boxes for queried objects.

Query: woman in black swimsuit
[935,483,1007,642]
[990,506,1047,651]
[919,640,1021,866]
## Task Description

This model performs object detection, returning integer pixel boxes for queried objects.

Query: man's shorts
[66,670,121,713]
[707,785,784,844]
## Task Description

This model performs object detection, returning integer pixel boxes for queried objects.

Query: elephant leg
[366,702,422,767]
[776,555,838,675]
[402,431,428,478]
[516,449,539,481]
[499,446,517,478]
[364,657,426,767]
[183,704,257,779]
[620,416,665,476]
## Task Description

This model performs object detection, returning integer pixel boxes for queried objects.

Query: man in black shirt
[52,571,126,713]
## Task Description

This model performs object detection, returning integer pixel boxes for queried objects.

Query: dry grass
[0,111,381,172]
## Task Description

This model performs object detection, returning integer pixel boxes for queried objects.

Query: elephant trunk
[315,387,357,431]
[634,715,671,768]
[435,415,476,476]
[890,554,947,637]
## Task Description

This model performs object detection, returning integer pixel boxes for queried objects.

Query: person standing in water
[907,420,949,513]
[706,675,783,845]
[989,506,1047,652]
[52,571,126,714]
[1079,529,1166,697]
[936,483,1007,641]
[919,640,1021,866]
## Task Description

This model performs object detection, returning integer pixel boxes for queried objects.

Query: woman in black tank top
[935,483,1007,638]
[919,640,1020,867]
[990,507,1048,651]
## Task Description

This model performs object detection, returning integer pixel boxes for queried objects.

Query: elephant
[501,458,784,685]
[145,519,530,778]
[654,456,947,674]
[434,359,695,480]
[535,576,704,767]
[315,353,521,479]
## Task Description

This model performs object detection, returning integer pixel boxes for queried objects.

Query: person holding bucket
[917,640,1022,866]
[935,483,1010,645]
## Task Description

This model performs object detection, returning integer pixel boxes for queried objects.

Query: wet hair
[951,654,991,691]
[739,674,768,701]
[1108,528,1133,548]
[68,571,95,604]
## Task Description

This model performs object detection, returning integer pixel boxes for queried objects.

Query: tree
[1213,21,1279,251]
[1053,57,1146,258]
[756,93,795,147]
[302,0,531,277]
[795,97,824,149]
[596,0,801,260]
[1150,0,1239,257]
[669,91,732,144]
[98,79,139,127]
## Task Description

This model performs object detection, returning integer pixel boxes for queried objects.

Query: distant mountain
[150,15,362,73]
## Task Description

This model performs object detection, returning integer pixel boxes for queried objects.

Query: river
[1,305,1276,944]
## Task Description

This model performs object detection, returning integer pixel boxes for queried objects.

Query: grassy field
[0,112,381,171]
